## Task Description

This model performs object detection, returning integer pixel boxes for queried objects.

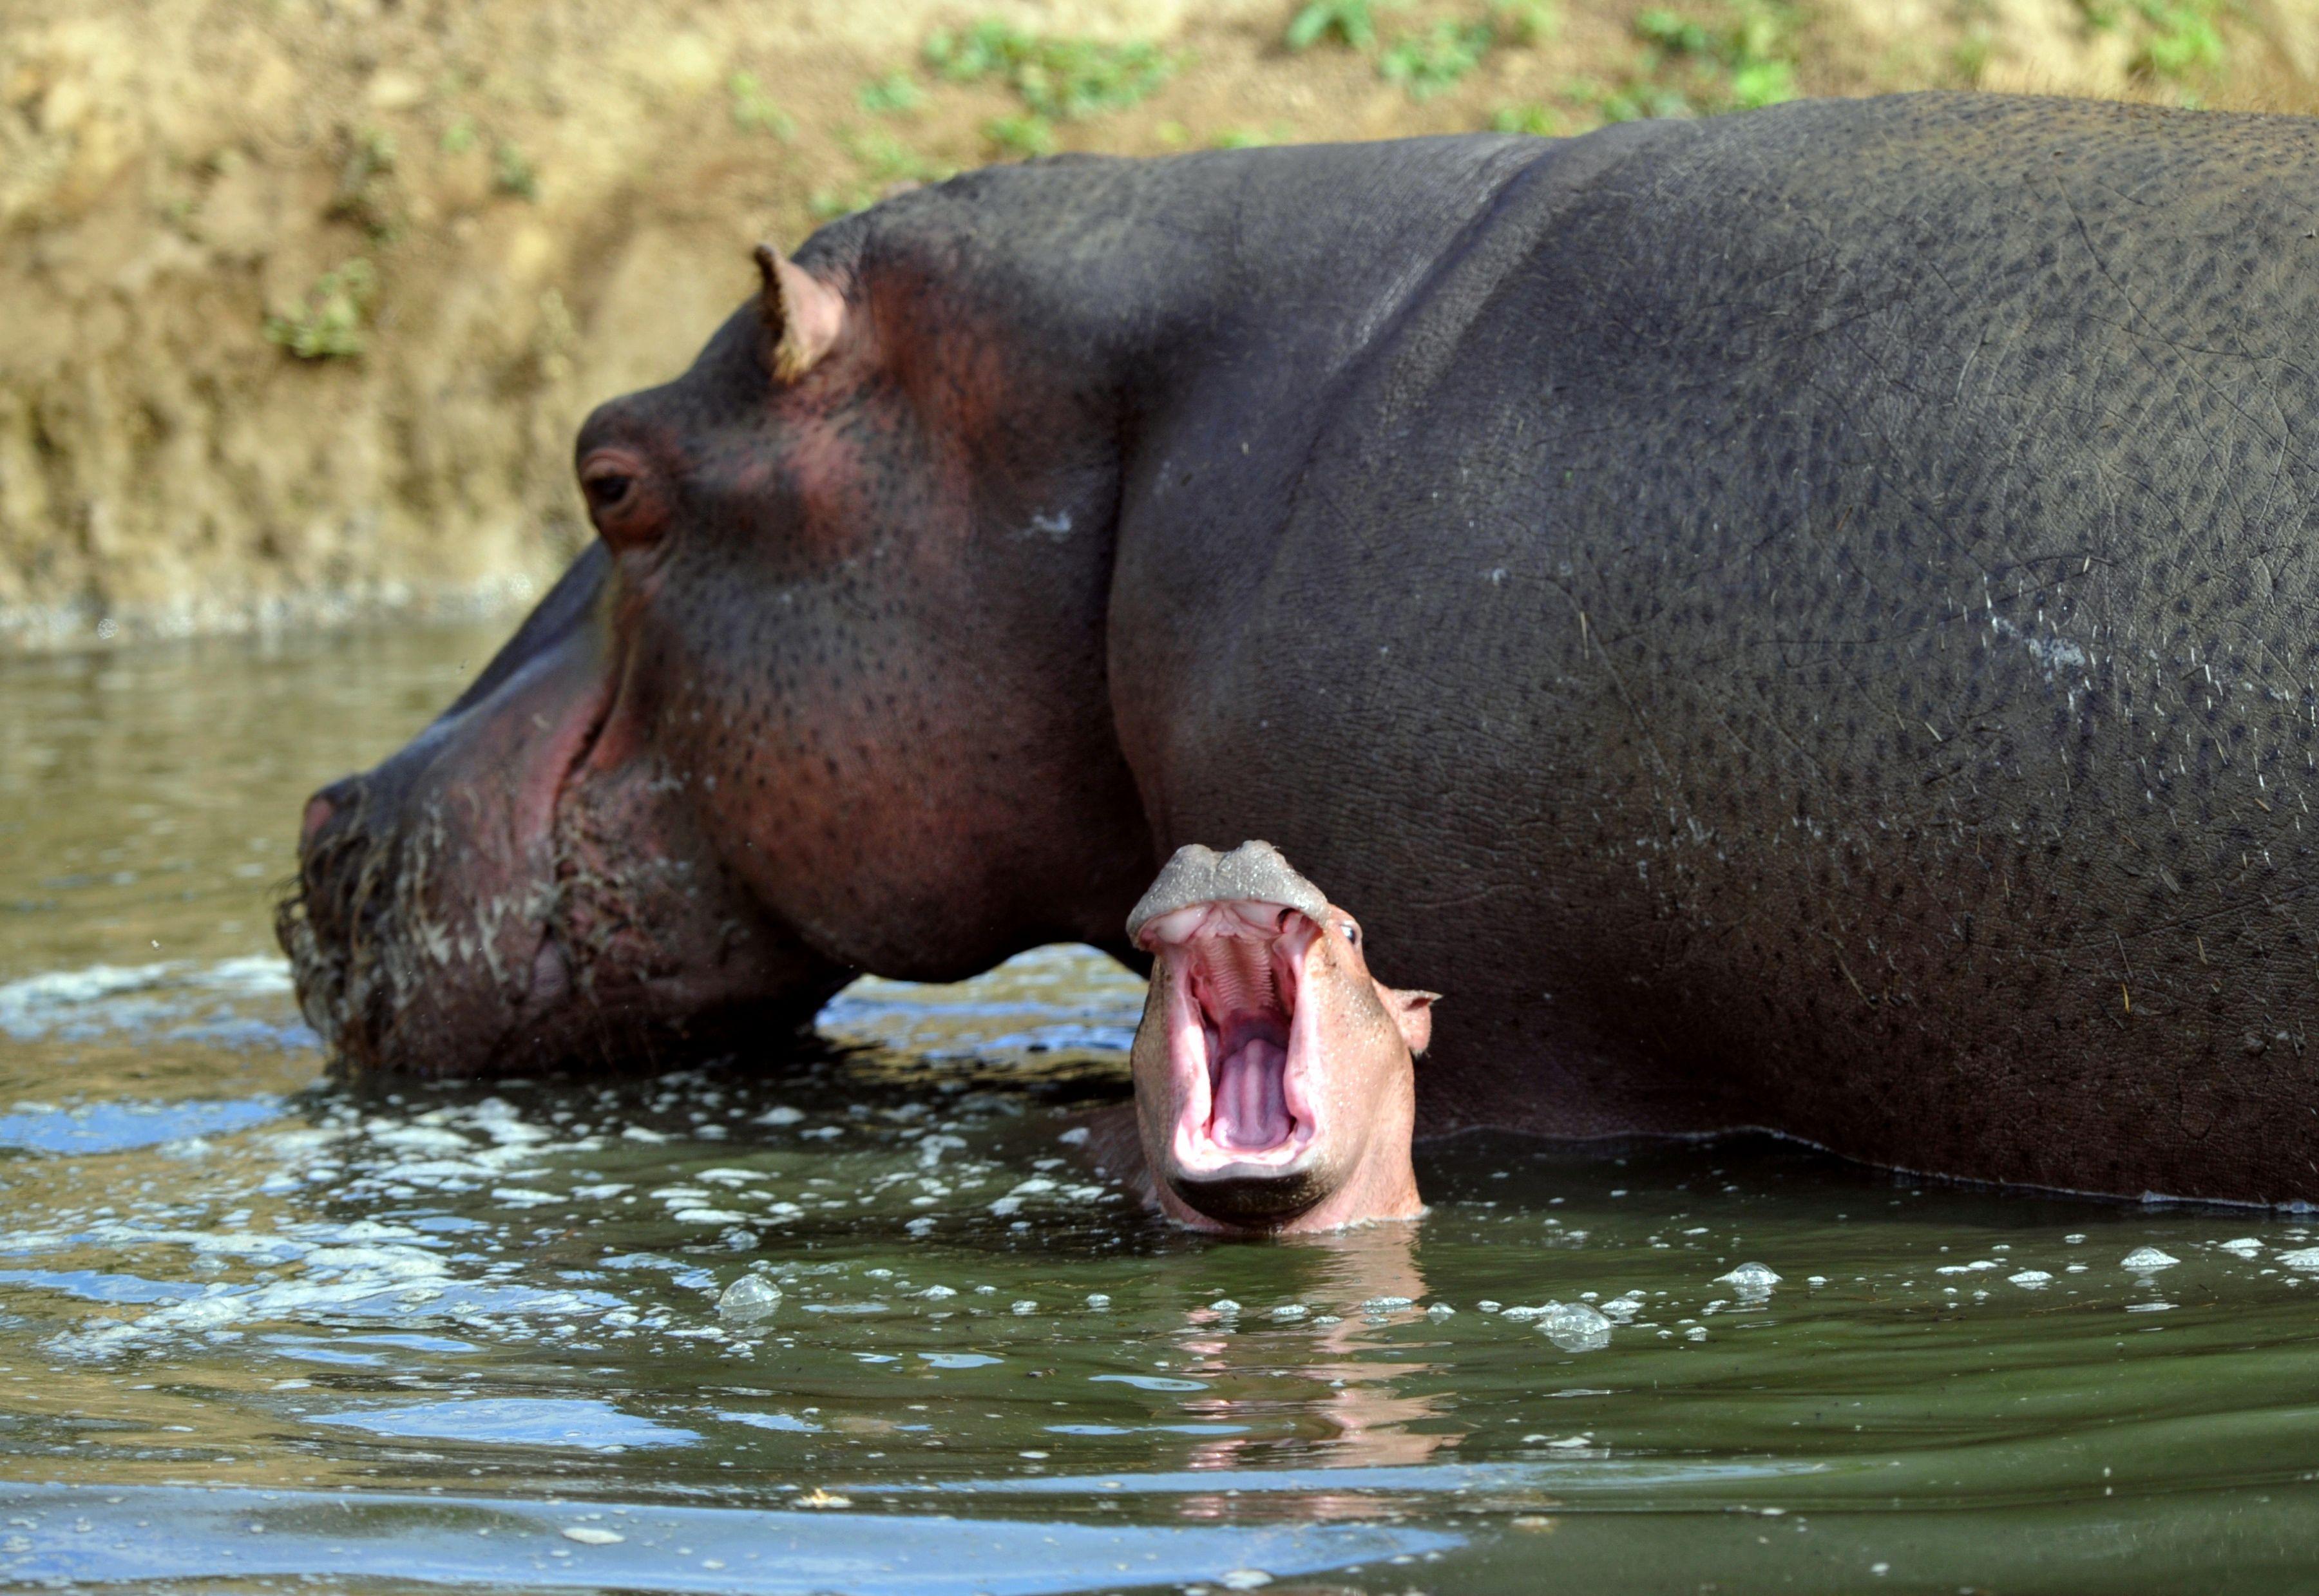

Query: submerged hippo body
[290,93,2319,1204]
[1113,842,1434,1234]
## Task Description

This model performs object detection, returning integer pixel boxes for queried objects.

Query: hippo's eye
[1341,920,1360,945]
[584,471,634,514]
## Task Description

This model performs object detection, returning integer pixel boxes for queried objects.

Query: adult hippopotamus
[286,92,2319,1205]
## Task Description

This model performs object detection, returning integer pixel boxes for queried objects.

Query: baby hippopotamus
[1103,841,1436,1235]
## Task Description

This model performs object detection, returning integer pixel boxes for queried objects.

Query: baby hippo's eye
[1341,920,1360,945]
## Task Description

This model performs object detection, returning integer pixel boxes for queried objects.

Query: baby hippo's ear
[1381,987,1439,1056]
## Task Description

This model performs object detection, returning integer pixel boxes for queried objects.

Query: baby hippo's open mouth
[1121,841,1436,1235]
[1138,898,1324,1175]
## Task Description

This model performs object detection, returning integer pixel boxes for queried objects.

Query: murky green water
[6,623,2319,1593]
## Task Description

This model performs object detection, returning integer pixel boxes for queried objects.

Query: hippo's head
[1127,842,1436,1235]
[282,218,1156,1076]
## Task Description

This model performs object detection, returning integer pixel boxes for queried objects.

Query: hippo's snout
[278,549,850,1078]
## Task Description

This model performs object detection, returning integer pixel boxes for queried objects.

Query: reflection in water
[7,622,2319,1592]
[1174,1224,1453,1481]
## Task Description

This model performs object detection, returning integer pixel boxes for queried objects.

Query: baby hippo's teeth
[1230,900,1285,931]
[1143,905,1209,945]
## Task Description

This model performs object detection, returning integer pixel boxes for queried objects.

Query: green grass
[491,140,538,201]
[330,126,399,240]
[263,260,376,361]
[924,21,1176,119]
[857,71,924,115]
[985,113,1056,156]
[730,71,798,138]
[1380,19,1494,99]
[810,128,959,220]
[1490,101,1570,135]
[1598,3,1802,118]
[1492,0,1560,45]
[1284,0,1397,50]
[2118,0,2226,80]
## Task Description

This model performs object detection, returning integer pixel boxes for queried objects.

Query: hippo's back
[1140,94,2319,1201]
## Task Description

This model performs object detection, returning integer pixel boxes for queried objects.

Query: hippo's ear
[752,243,846,383]
[1382,987,1438,1057]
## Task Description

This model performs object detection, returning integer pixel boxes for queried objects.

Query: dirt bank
[4,0,2313,649]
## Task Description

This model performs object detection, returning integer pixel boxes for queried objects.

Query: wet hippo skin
[289,93,2319,1203]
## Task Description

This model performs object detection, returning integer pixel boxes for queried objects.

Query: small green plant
[1284,0,1395,50]
[812,126,959,218]
[1491,101,1569,136]
[730,71,797,137]
[1210,123,1295,147]
[491,139,538,200]
[924,21,1175,119]
[857,71,925,115]
[1493,0,1560,45]
[1951,28,1993,85]
[985,113,1056,157]
[439,116,479,155]
[263,259,376,361]
[330,125,401,240]
[1635,9,1713,55]
[2124,0,2226,80]
[1587,2,1799,119]
[1380,19,1494,100]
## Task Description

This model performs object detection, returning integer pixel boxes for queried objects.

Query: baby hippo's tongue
[1212,1036,1290,1151]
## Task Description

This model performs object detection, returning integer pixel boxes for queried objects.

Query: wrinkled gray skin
[294,93,2319,1203]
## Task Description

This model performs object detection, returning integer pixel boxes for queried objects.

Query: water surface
[4,623,2318,1593]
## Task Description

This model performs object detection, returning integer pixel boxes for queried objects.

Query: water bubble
[2120,1246,2180,1273]
[1426,1302,1455,1320]
[716,1276,781,1322]
[2007,1270,2053,1289]
[1219,1573,1273,1591]
[1717,1262,1780,1295]
[2278,1248,2319,1270]
[1538,1301,1612,1353]
[1085,1293,1111,1310]
[2218,1238,2265,1259]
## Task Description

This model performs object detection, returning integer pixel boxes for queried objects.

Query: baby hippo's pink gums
[1120,842,1436,1235]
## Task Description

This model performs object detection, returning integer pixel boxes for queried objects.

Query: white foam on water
[0,956,302,1045]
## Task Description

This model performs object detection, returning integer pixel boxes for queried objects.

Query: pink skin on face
[1121,891,1435,1237]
